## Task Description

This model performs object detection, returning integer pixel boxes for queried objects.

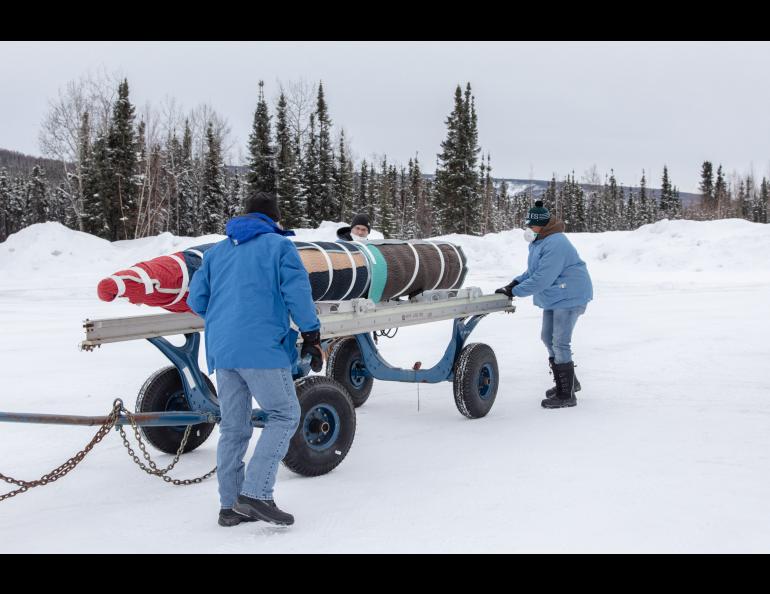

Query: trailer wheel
[136,366,216,454]
[453,343,499,419]
[283,376,356,477]
[326,337,373,408]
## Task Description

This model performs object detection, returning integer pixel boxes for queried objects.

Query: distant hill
[0,149,67,185]
[1,148,701,207]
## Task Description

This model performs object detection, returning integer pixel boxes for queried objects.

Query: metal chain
[0,399,216,502]
[0,399,123,502]
[116,406,217,485]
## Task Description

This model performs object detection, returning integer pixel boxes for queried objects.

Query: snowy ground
[1,219,769,553]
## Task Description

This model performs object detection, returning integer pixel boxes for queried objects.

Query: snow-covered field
[1,219,769,553]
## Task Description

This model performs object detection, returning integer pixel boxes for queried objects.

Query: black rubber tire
[283,376,356,477]
[135,366,216,454]
[453,343,499,419]
[326,336,373,408]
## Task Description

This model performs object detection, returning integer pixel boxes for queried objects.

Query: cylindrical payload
[97,239,467,312]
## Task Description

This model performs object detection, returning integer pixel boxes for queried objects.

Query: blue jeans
[541,305,587,364]
[215,368,301,509]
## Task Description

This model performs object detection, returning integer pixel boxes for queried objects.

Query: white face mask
[523,228,538,243]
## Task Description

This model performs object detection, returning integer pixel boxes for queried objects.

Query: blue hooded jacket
[511,219,593,309]
[187,213,320,373]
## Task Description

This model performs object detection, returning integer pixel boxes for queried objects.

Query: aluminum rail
[81,289,514,349]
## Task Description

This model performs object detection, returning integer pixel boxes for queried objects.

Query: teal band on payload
[365,244,388,303]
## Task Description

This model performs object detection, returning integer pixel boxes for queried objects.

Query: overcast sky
[1,41,769,192]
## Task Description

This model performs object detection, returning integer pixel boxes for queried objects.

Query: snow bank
[1,218,767,290]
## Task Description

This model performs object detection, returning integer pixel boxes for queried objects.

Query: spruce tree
[760,178,769,224]
[27,166,49,225]
[356,160,368,217]
[177,120,197,236]
[659,165,673,216]
[0,168,9,241]
[334,131,354,222]
[699,161,715,213]
[275,92,303,228]
[714,165,728,219]
[435,83,481,235]
[315,83,336,222]
[378,157,394,238]
[199,122,225,234]
[106,79,138,240]
[301,114,321,226]
[247,80,276,193]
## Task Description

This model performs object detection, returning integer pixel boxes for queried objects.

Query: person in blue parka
[496,201,593,409]
[188,191,323,528]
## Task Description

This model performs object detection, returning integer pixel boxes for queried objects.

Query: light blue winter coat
[511,221,593,309]
[187,214,320,373]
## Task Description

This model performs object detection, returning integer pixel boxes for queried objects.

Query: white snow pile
[1,218,765,289]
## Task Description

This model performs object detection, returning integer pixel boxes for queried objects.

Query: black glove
[495,280,519,298]
[301,330,323,373]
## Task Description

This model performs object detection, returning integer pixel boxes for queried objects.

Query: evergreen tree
[760,178,769,224]
[106,79,138,240]
[378,156,394,238]
[699,161,715,212]
[356,160,368,217]
[199,122,225,234]
[315,83,337,222]
[177,120,197,236]
[367,162,378,224]
[573,174,587,232]
[247,80,276,193]
[659,165,673,216]
[80,110,107,237]
[497,179,510,231]
[0,168,10,241]
[334,131,354,222]
[26,166,49,225]
[301,114,321,226]
[275,92,303,228]
[412,157,431,239]
[434,83,481,235]
[714,165,728,218]
[224,172,242,221]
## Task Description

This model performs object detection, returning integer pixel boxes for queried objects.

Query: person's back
[188,191,322,528]
[195,231,317,372]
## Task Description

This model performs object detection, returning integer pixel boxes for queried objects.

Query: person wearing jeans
[188,191,324,527]
[496,201,593,408]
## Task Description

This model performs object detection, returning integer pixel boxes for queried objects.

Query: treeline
[1,72,769,244]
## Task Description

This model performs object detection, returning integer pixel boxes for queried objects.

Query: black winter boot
[542,361,577,408]
[233,495,295,526]
[545,358,581,398]
[218,508,258,527]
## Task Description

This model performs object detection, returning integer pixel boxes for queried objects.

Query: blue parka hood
[225,213,295,245]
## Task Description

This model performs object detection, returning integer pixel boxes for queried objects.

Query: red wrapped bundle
[97,246,210,313]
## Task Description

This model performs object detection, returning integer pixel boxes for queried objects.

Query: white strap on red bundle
[110,266,153,298]
[128,266,154,295]
[166,254,189,306]
[109,275,127,297]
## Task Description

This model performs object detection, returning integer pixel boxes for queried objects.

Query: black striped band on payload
[294,241,371,302]
[292,239,468,303]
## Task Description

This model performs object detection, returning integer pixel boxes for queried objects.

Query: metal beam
[81,291,514,349]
